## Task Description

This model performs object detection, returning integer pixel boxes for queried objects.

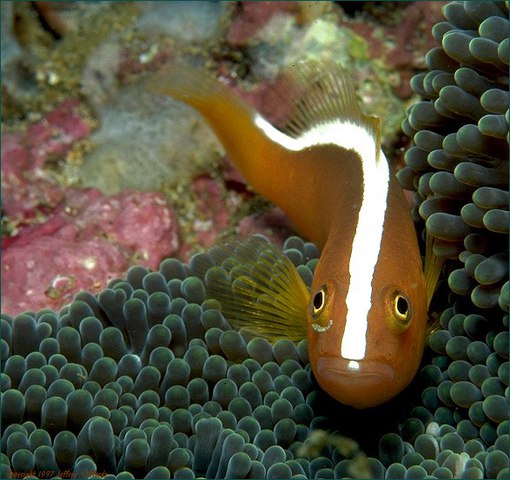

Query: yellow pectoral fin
[190,235,309,342]
[424,232,446,336]
[425,232,444,310]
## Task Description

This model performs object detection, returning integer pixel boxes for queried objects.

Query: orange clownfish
[148,61,440,408]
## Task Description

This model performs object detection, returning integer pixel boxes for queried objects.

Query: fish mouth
[316,356,395,385]
[315,356,397,407]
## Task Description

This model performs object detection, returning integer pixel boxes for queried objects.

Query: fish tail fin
[190,235,309,342]
[146,62,263,166]
[146,62,300,203]
[146,63,244,114]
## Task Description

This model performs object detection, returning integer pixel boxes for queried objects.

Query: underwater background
[1,1,508,479]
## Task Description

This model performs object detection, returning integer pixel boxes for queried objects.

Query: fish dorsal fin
[277,60,382,158]
[189,235,309,342]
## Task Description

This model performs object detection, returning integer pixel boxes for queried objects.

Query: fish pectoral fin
[424,232,445,310]
[190,235,309,342]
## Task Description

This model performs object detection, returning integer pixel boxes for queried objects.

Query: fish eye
[311,286,327,317]
[394,293,411,325]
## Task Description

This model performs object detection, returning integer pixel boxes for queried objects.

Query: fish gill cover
[1,1,509,479]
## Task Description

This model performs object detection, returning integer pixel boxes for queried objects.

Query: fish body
[149,61,428,408]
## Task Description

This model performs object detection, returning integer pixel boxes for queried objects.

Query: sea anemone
[2,237,356,480]
[398,1,509,313]
[2,232,508,479]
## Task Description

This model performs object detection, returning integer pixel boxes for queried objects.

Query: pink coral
[1,100,180,316]
[341,2,444,99]
[2,99,91,220]
[227,2,299,46]
[238,207,296,248]
[191,174,230,248]
[2,188,179,316]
